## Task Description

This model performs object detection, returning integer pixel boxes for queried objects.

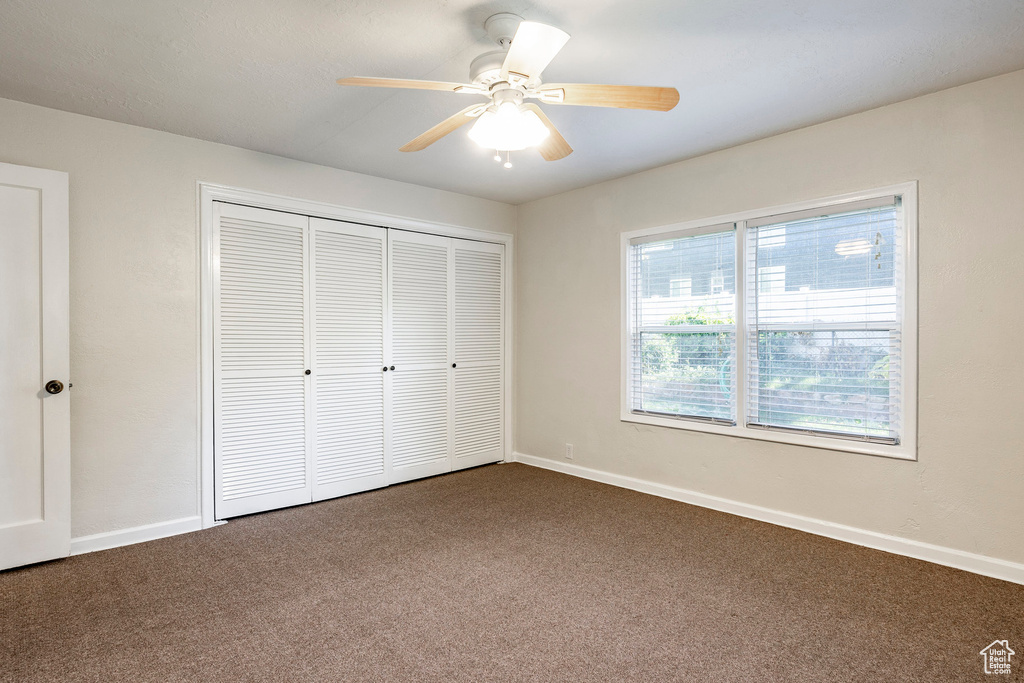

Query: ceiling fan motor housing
[470,50,508,86]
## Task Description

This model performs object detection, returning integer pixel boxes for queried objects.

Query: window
[628,226,736,423]
[623,185,917,459]
[670,277,692,298]
[759,225,786,248]
[757,265,785,294]
[746,200,902,443]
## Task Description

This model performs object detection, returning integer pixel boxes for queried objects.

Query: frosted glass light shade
[468,103,549,152]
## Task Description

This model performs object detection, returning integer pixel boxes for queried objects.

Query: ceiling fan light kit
[468,103,549,152]
[336,13,680,166]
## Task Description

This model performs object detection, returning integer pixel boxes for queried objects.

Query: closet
[213,203,504,519]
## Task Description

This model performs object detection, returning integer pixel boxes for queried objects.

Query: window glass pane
[752,330,899,438]
[746,203,902,442]
[637,332,734,421]
[638,230,735,325]
[751,206,899,325]
[632,229,736,422]
[670,277,691,298]
[758,265,785,294]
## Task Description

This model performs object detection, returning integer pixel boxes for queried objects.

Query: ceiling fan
[336,13,680,166]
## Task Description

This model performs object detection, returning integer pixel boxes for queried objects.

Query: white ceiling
[2,0,1023,204]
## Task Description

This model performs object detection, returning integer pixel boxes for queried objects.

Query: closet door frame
[199,184,513,529]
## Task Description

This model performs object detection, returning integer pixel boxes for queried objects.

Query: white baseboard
[70,516,204,556]
[513,452,1024,586]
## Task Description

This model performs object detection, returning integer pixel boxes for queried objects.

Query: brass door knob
[45,380,64,395]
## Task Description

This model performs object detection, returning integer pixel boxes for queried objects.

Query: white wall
[515,69,1024,565]
[0,97,516,538]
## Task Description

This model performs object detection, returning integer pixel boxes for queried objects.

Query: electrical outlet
[565,443,574,460]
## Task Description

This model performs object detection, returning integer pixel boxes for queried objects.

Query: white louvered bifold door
[214,203,312,518]
[310,218,388,500]
[387,230,452,484]
[451,240,504,470]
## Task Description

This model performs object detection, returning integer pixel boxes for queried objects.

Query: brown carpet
[1,463,1021,682]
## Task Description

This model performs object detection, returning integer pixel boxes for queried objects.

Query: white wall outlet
[565,443,574,460]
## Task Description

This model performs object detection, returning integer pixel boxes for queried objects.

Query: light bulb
[504,161,512,169]
[494,153,501,162]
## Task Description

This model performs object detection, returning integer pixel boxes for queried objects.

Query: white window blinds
[744,198,903,443]
[629,226,736,423]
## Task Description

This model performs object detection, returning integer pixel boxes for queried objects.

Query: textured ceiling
[2,0,1023,204]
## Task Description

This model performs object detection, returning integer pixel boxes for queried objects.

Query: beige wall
[0,97,516,538]
[3,67,1021,563]
[515,69,1024,564]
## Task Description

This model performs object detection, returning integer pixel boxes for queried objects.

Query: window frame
[620,182,918,460]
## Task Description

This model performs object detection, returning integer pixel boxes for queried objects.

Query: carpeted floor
[1,463,1022,682]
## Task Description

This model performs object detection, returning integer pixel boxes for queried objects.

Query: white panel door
[451,240,504,470]
[388,230,452,484]
[214,203,311,518]
[310,218,388,500]
[0,162,70,570]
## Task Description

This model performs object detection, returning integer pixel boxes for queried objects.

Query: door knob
[45,380,64,395]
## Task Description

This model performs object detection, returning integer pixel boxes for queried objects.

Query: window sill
[620,410,916,461]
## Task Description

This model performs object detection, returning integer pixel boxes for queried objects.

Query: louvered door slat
[214,203,311,519]
[311,218,388,500]
[454,367,502,458]
[452,241,504,469]
[387,231,452,483]
[390,237,449,367]
[315,374,385,490]
[391,369,449,471]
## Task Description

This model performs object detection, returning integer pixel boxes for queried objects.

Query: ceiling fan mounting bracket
[483,13,523,47]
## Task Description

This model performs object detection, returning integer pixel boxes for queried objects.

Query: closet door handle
[390,366,395,371]
[382,366,388,372]
[452,363,457,368]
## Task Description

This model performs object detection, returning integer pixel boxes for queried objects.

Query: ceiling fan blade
[521,104,572,161]
[337,77,485,95]
[400,104,485,152]
[536,83,680,111]
[500,21,570,81]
